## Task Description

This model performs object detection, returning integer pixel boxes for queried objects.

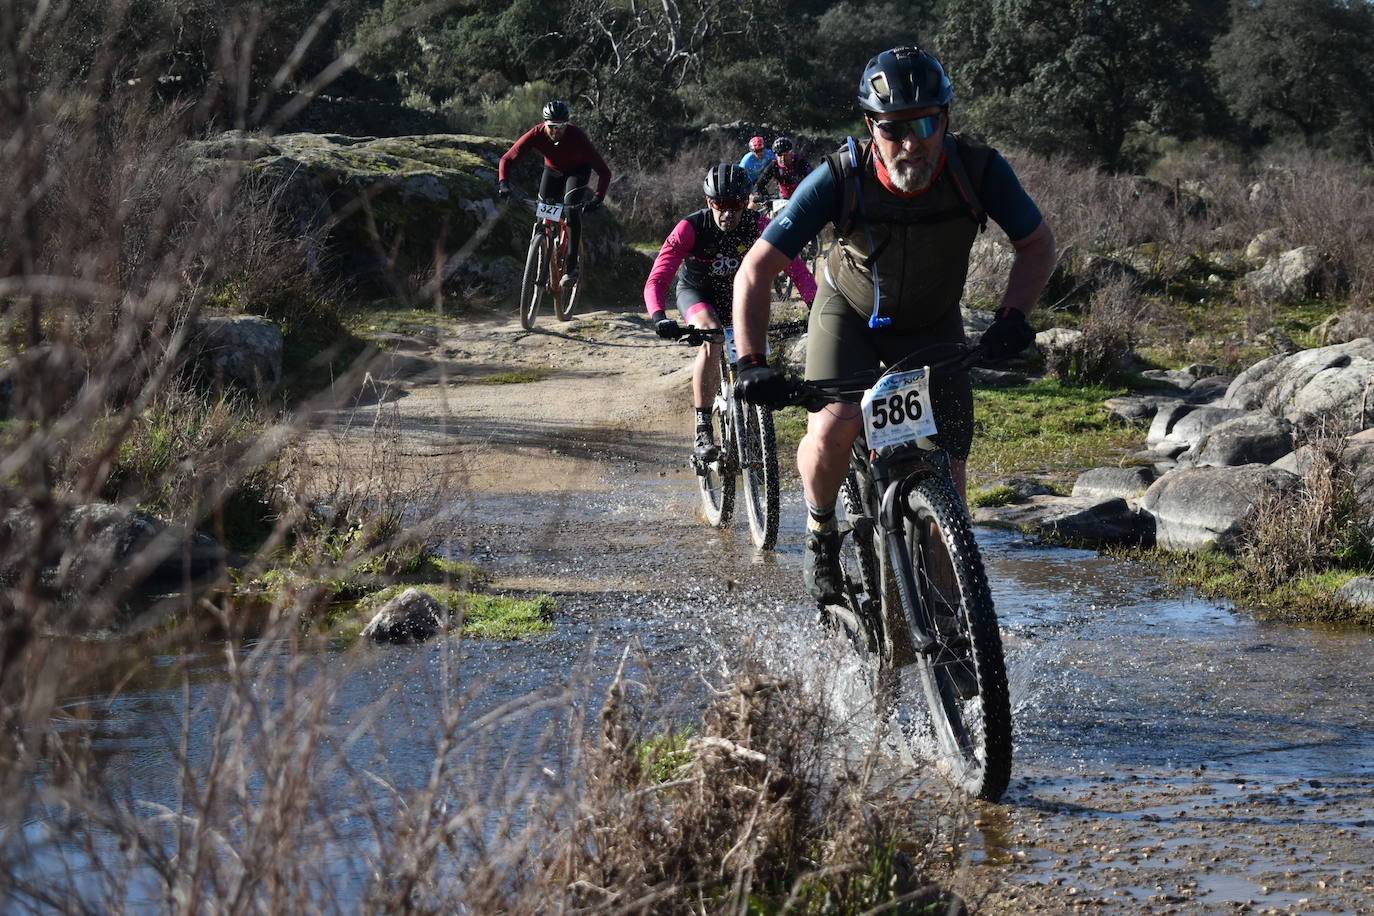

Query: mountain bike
[778,342,1012,801]
[519,185,595,330]
[663,320,806,550]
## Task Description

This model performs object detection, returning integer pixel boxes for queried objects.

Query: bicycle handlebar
[778,341,987,411]
[660,319,808,348]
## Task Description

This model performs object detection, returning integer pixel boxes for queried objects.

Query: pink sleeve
[643,219,697,315]
[759,212,817,305]
[784,256,818,305]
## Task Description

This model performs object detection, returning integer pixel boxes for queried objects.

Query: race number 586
[869,389,925,429]
[861,368,937,449]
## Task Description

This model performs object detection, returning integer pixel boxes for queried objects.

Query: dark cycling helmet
[702,163,752,201]
[857,46,952,113]
[749,136,765,151]
[772,136,793,154]
[542,100,571,122]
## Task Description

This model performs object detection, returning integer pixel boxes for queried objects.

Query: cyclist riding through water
[731,46,1056,604]
[497,100,611,285]
[646,164,818,464]
[739,136,777,186]
[753,136,813,205]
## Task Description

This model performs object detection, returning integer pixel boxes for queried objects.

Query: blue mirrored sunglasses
[872,113,943,142]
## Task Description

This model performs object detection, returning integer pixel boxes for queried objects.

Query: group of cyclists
[497,45,1055,606]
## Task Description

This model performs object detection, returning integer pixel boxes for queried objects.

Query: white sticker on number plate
[861,368,937,449]
[536,201,563,221]
[722,327,768,364]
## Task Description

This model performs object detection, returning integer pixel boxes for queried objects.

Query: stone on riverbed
[361,587,447,644]
[974,495,1154,547]
[1138,464,1300,552]
[1071,466,1157,501]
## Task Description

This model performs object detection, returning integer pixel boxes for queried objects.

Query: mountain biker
[753,137,814,207]
[731,46,1056,604]
[497,100,611,285]
[646,164,818,465]
[739,136,777,186]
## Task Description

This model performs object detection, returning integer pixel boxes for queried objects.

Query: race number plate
[722,327,768,364]
[536,201,563,222]
[861,368,937,449]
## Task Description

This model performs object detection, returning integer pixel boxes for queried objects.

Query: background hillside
[17,0,1374,170]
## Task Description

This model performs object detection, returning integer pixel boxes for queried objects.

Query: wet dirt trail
[296,308,1374,913]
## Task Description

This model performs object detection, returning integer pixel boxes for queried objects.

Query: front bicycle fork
[872,464,938,657]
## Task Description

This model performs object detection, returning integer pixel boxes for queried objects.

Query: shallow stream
[28,468,1374,912]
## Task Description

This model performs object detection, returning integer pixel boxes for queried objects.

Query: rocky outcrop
[0,499,229,633]
[1243,246,1327,304]
[189,315,284,395]
[1222,339,1374,430]
[1138,464,1300,552]
[1185,413,1294,467]
[361,587,448,644]
[184,131,641,300]
[1071,466,1157,501]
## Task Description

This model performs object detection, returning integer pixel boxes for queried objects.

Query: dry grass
[1,7,986,913]
[1240,436,1374,588]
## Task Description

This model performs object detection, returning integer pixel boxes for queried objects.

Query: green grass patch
[969,484,1018,509]
[773,405,808,458]
[318,585,554,643]
[1119,548,1374,626]
[638,729,695,783]
[469,368,551,385]
[970,378,1139,489]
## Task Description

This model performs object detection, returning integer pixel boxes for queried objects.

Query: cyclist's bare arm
[1001,219,1055,317]
[732,238,793,357]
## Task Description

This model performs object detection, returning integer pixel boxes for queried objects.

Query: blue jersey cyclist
[731,46,1056,604]
[739,136,777,186]
[646,164,818,464]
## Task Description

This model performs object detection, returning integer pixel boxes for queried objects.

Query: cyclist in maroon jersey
[753,136,814,205]
[497,100,611,284]
[646,164,817,463]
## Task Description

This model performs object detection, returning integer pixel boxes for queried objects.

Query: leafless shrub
[610,136,749,242]
[1241,436,1374,588]
[1044,275,1144,385]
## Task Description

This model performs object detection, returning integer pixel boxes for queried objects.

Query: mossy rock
[186,132,633,302]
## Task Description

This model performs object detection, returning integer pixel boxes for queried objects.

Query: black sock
[695,408,711,431]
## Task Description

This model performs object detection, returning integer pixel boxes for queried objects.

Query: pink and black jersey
[644,210,816,318]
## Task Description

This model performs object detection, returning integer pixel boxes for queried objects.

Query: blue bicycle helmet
[542,100,571,121]
[857,46,952,113]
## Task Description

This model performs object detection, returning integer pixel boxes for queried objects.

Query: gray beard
[877,146,935,193]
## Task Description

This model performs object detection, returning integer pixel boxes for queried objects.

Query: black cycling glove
[980,306,1035,360]
[584,198,603,213]
[735,353,790,407]
[652,311,679,339]
[497,180,511,199]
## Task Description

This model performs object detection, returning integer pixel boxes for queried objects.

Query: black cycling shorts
[805,274,974,461]
[675,283,730,324]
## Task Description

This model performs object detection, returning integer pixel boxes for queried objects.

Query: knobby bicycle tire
[519,227,546,330]
[884,475,1012,801]
[555,228,581,321]
[828,471,885,660]
[738,402,780,550]
[697,370,736,528]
